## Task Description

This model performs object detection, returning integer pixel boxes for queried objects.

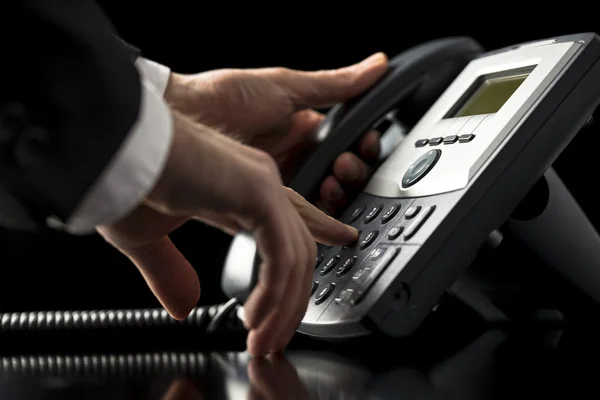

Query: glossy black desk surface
[0,325,597,400]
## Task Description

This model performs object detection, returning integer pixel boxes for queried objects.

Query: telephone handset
[223,33,600,341]
[289,37,484,200]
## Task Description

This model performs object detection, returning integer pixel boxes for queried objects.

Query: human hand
[97,111,358,356]
[164,53,388,213]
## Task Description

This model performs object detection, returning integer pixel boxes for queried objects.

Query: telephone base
[448,166,600,327]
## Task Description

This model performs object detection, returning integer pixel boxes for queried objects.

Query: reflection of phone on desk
[223,33,600,340]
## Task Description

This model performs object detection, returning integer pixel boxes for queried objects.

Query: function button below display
[428,137,443,145]
[458,134,475,143]
[443,135,458,144]
[415,139,429,147]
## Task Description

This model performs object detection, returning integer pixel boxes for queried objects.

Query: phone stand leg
[444,166,600,326]
[507,167,600,304]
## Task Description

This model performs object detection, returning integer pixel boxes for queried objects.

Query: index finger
[285,188,358,245]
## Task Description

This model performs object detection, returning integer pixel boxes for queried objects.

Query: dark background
[0,6,597,313]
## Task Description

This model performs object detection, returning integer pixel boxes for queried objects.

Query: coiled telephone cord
[0,299,244,376]
[0,352,213,376]
[0,298,242,333]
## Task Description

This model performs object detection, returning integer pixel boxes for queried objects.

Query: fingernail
[360,52,387,68]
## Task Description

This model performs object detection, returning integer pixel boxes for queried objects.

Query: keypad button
[388,226,403,239]
[415,139,428,147]
[459,134,475,143]
[352,267,371,284]
[405,205,421,219]
[336,256,357,277]
[348,206,365,223]
[344,231,361,250]
[381,204,400,223]
[429,137,443,145]
[352,247,400,305]
[315,283,335,305]
[443,135,458,144]
[311,281,319,295]
[314,254,324,270]
[320,255,340,276]
[335,288,354,305]
[359,230,379,249]
[364,204,383,224]
[369,246,386,260]
[404,206,436,240]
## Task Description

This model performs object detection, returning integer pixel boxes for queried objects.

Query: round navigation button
[402,149,441,188]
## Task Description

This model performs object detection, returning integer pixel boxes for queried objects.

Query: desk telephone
[1,34,600,349]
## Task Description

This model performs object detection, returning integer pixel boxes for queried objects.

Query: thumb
[280,52,388,109]
[122,237,201,320]
[285,187,358,246]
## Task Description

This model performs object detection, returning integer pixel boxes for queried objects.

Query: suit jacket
[0,0,142,231]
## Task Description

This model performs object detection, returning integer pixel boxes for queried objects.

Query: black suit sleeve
[0,0,142,231]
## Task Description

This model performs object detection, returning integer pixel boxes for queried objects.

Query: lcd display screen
[449,71,531,118]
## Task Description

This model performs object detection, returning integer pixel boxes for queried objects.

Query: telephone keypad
[364,204,383,224]
[381,204,400,223]
[308,192,441,319]
[315,283,335,305]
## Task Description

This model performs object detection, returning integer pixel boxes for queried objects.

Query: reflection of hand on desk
[247,353,310,400]
[161,380,204,400]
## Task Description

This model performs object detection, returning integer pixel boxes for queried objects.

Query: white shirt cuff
[61,79,173,234]
[135,57,171,96]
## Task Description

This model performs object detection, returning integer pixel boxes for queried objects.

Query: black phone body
[223,33,600,340]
